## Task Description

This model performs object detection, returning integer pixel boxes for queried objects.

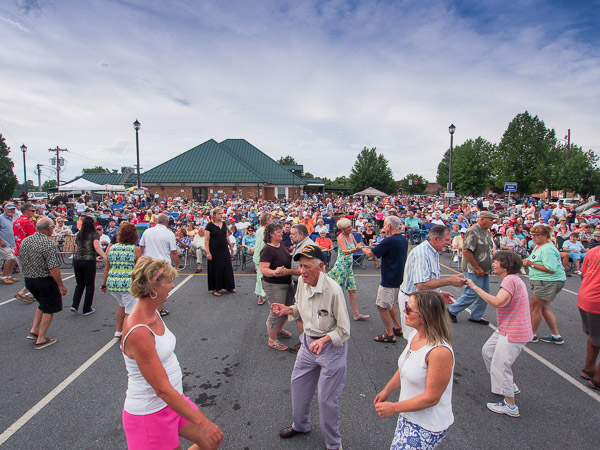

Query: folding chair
[351,232,366,270]
[51,235,77,268]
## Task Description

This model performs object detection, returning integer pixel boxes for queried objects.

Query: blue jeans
[406,228,416,243]
[449,272,489,320]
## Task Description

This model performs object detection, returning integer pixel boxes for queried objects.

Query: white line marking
[563,288,578,295]
[0,275,194,445]
[0,275,75,307]
[468,308,600,403]
[0,338,119,445]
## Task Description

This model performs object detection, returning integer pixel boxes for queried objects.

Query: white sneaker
[453,255,459,263]
[574,270,582,275]
[520,267,527,275]
[487,399,520,417]
[513,383,520,395]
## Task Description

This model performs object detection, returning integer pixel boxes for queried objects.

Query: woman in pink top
[466,251,532,418]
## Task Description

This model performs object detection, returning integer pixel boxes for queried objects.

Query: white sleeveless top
[121,314,183,415]
[397,331,454,432]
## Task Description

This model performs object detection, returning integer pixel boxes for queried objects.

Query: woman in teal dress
[328,217,370,320]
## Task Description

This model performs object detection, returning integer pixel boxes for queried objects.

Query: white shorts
[0,245,17,261]
[375,286,399,310]
[111,292,138,314]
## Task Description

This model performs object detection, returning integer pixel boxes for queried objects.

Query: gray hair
[384,215,401,231]
[292,223,309,238]
[426,225,450,241]
[336,217,352,230]
[36,217,54,231]
[157,214,169,225]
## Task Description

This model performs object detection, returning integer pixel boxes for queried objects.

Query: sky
[1,0,599,188]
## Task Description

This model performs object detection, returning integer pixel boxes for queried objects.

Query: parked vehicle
[27,191,49,201]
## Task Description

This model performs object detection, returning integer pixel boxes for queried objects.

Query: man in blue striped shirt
[399,225,467,337]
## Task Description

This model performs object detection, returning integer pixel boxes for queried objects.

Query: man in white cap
[0,203,20,286]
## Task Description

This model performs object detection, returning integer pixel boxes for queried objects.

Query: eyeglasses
[96,228,103,231]
[405,304,420,315]
[27,209,35,212]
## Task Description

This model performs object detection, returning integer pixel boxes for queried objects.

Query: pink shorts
[122,394,198,449]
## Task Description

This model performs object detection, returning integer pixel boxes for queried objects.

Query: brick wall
[144,185,292,201]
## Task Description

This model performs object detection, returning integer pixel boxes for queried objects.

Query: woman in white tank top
[374,291,454,449]
[121,256,223,449]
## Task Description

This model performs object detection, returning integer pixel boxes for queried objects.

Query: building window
[277,187,286,199]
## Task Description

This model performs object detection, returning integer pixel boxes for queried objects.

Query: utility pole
[36,164,42,190]
[566,129,571,161]
[48,146,68,187]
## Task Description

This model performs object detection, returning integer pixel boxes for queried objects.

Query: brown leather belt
[308,335,325,339]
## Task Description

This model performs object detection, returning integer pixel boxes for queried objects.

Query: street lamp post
[20,144,28,196]
[133,119,141,188]
[448,124,456,193]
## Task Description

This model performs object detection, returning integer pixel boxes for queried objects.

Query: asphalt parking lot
[1,251,598,449]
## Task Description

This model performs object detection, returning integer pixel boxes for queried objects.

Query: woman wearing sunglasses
[374,290,454,449]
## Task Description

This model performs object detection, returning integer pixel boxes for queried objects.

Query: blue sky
[1,0,599,187]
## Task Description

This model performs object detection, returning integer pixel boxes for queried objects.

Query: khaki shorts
[530,279,564,302]
[0,245,16,261]
[375,286,399,310]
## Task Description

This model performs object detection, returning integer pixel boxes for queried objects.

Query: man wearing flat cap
[448,211,497,325]
[271,244,350,450]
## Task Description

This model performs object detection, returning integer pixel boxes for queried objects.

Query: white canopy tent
[58,178,105,191]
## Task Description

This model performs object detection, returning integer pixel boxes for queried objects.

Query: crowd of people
[2,191,600,449]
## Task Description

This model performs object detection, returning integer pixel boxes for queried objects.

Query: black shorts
[25,277,63,314]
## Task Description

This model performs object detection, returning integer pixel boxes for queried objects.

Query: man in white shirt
[552,201,567,220]
[272,245,349,450]
[138,214,178,316]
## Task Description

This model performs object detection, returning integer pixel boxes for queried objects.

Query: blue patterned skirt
[391,415,449,450]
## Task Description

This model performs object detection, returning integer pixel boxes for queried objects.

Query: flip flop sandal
[589,379,600,391]
[580,369,595,380]
[278,329,292,338]
[159,309,170,317]
[374,333,396,343]
[268,341,288,351]
[212,291,222,297]
[257,296,265,305]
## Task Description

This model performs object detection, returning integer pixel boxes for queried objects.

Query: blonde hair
[410,291,452,345]
[260,212,272,226]
[130,256,178,298]
[336,218,352,230]
[211,207,223,221]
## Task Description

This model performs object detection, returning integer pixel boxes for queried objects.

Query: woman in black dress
[204,207,235,296]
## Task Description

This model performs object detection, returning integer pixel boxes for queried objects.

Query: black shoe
[468,318,489,325]
[279,425,307,439]
[288,342,301,354]
[448,311,457,323]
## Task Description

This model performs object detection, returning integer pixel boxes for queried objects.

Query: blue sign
[504,182,518,192]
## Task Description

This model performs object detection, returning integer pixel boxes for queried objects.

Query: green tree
[349,147,397,194]
[436,137,495,196]
[82,166,118,174]
[400,174,428,195]
[0,134,18,201]
[560,145,600,198]
[42,179,58,192]
[277,155,298,165]
[333,176,350,186]
[494,111,557,196]
[13,180,36,197]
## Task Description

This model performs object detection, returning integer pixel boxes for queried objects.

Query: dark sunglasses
[405,304,420,315]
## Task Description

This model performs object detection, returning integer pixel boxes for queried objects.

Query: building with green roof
[139,139,305,201]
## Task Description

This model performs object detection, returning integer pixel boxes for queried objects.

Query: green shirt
[461,224,494,275]
[526,242,566,282]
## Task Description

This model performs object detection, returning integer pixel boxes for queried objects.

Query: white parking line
[470,309,600,404]
[0,275,75,307]
[0,274,194,445]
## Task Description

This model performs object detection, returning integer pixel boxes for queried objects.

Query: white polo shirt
[139,224,177,262]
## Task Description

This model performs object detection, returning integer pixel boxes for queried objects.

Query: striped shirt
[400,241,440,294]
[497,275,533,342]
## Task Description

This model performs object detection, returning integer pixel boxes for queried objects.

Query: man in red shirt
[578,245,600,391]
[13,203,37,302]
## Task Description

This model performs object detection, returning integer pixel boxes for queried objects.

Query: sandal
[589,379,600,391]
[393,327,403,337]
[212,291,222,297]
[278,329,292,338]
[159,309,170,317]
[580,369,595,380]
[195,267,202,273]
[268,340,288,351]
[354,314,370,321]
[374,333,396,343]
[257,296,265,305]
[26,332,39,340]
[228,289,237,293]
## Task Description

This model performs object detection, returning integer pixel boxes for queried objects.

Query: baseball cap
[460,228,468,233]
[293,244,324,262]
[4,203,16,209]
[480,211,499,219]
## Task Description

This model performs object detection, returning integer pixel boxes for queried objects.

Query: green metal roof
[139,139,305,185]
[219,139,305,185]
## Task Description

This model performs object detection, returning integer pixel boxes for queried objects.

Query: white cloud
[0,0,598,187]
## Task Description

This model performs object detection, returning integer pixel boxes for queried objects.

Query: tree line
[436,111,600,198]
